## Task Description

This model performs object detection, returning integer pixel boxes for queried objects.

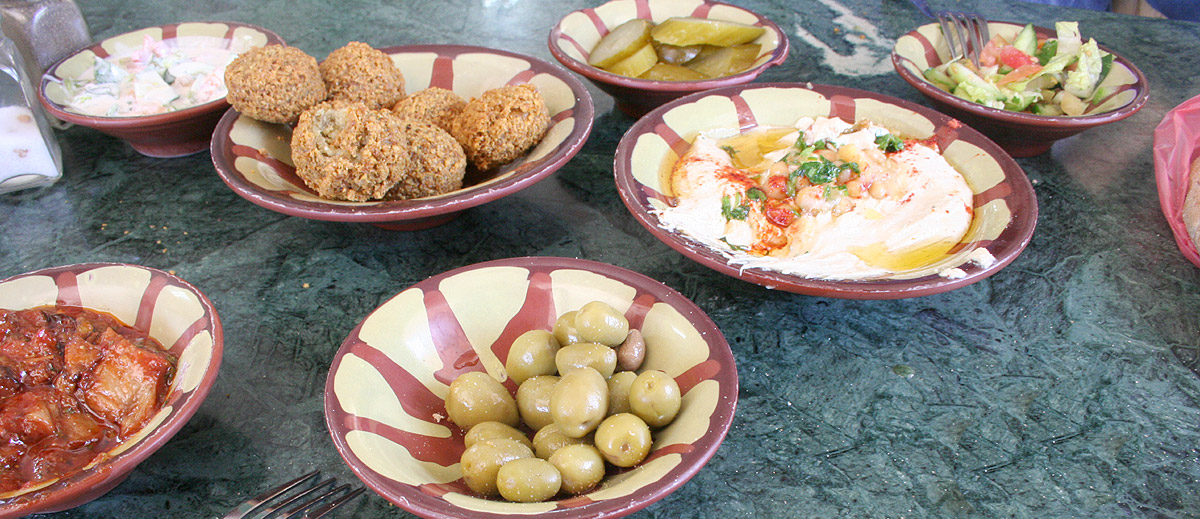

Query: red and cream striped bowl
[614,82,1038,299]
[211,44,594,231]
[324,256,735,519]
[0,263,222,516]
[892,21,1148,157]
[548,0,788,117]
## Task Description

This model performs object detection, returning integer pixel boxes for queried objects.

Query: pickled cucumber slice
[639,63,708,81]
[605,43,658,78]
[650,17,765,47]
[654,43,703,65]
[684,44,761,78]
[589,19,653,68]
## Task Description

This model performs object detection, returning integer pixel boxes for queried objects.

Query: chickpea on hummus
[656,116,994,280]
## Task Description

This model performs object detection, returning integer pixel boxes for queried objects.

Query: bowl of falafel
[210,42,595,230]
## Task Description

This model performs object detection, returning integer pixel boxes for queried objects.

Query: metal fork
[909,0,991,67]
[222,471,365,519]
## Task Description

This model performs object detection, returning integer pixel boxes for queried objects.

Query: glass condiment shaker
[0,22,62,193]
[0,0,90,80]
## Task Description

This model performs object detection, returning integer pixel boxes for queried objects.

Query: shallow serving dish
[548,0,788,118]
[38,21,282,158]
[211,44,594,231]
[324,256,736,518]
[0,263,222,516]
[892,21,1148,158]
[614,82,1038,299]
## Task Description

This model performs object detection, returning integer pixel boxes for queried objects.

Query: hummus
[656,116,984,280]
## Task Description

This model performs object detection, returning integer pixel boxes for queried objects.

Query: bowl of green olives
[324,256,736,518]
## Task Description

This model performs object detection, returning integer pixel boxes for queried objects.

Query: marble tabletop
[3,0,1200,517]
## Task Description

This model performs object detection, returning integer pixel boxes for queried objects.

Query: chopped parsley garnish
[719,145,737,157]
[719,237,749,251]
[875,133,904,152]
[797,157,843,184]
[721,194,750,221]
[746,187,766,201]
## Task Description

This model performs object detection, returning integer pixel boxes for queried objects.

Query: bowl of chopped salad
[892,20,1148,157]
[37,22,283,157]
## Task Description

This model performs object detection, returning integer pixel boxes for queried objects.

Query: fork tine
[292,486,366,519]
[937,15,962,61]
[222,471,320,519]
[282,483,365,519]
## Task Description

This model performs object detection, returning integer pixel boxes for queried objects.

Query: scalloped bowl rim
[547,0,790,92]
[613,82,1039,299]
[324,256,737,519]
[0,262,223,516]
[210,44,595,223]
[891,21,1149,129]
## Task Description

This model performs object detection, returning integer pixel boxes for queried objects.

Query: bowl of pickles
[548,0,788,117]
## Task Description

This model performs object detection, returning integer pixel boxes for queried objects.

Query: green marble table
[3,0,1199,517]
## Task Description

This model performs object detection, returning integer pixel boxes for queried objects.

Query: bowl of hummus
[614,82,1037,299]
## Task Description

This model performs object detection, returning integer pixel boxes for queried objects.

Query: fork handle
[908,0,936,18]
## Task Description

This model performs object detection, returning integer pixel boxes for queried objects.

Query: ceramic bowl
[211,44,594,231]
[1152,93,1200,269]
[38,22,282,158]
[614,82,1038,299]
[0,263,222,516]
[892,21,1148,158]
[325,256,736,518]
[548,0,788,118]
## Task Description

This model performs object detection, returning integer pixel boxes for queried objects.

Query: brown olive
[655,43,703,64]
[628,370,681,428]
[593,413,652,467]
[516,375,559,431]
[446,371,519,431]
[496,457,562,502]
[606,370,637,415]
[460,438,533,496]
[505,329,560,385]
[550,367,609,438]
[549,444,605,494]
[532,423,592,460]
[574,301,629,346]
[464,421,532,451]
[553,311,584,346]
[615,329,645,371]
[555,342,617,378]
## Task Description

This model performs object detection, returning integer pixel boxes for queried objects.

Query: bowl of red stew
[0,263,222,516]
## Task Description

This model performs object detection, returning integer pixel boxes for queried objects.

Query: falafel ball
[386,118,467,200]
[290,101,412,202]
[225,45,326,125]
[320,42,406,110]
[391,87,467,133]
[448,83,550,171]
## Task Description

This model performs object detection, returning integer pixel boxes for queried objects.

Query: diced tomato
[998,45,1037,69]
[979,37,1005,68]
[997,63,1043,86]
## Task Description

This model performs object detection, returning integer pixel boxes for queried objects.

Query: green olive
[628,369,681,428]
[606,370,637,415]
[496,457,562,502]
[593,413,652,467]
[532,423,592,460]
[550,367,609,438]
[460,438,533,496]
[446,371,519,431]
[574,301,629,346]
[555,342,617,378]
[549,444,605,494]
[505,329,560,385]
[516,375,559,431]
[464,421,532,451]
[553,311,584,346]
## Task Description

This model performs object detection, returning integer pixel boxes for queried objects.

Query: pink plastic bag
[1153,94,1200,268]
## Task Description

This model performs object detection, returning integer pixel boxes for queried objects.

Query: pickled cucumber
[650,17,765,47]
[684,44,761,78]
[639,63,707,81]
[605,43,658,78]
[588,19,653,68]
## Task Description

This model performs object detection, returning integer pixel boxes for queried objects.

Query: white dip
[656,116,985,280]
